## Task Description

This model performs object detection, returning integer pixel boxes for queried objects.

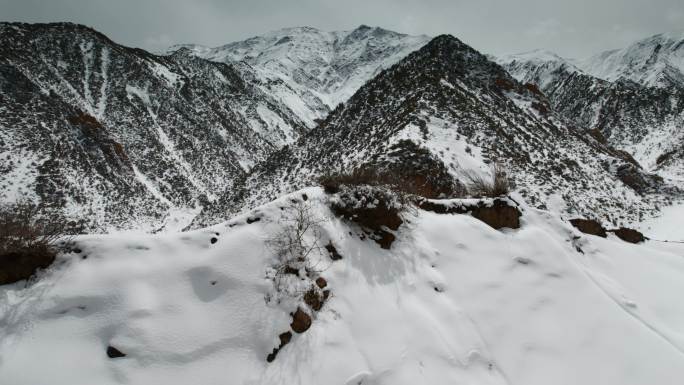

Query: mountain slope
[3,188,684,384]
[0,22,307,231]
[173,25,431,126]
[197,35,668,227]
[499,48,684,179]
[579,32,684,89]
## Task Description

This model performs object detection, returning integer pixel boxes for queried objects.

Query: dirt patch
[609,227,646,244]
[570,218,607,238]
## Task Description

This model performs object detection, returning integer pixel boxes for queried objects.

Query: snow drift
[2,187,684,385]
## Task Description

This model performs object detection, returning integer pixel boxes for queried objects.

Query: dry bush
[0,200,74,285]
[265,201,329,301]
[465,163,511,198]
[319,166,466,200]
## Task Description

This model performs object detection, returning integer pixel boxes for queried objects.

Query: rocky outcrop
[570,218,607,238]
[419,198,522,230]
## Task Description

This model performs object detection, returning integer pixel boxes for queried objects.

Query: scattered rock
[302,193,308,201]
[570,218,607,238]
[106,346,126,358]
[609,227,646,244]
[315,277,327,289]
[325,242,343,260]
[290,307,312,333]
[266,331,292,362]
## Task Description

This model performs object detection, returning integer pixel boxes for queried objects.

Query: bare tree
[265,200,330,301]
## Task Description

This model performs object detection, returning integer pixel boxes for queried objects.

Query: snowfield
[2,188,684,385]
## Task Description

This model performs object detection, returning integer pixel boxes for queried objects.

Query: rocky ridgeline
[196,35,671,228]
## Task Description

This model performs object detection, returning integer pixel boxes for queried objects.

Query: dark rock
[609,227,646,243]
[266,331,293,362]
[419,198,521,230]
[325,242,343,260]
[470,200,521,230]
[246,217,261,224]
[290,307,312,333]
[106,346,126,358]
[210,237,218,244]
[315,277,327,289]
[0,248,56,285]
[570,218,607,238]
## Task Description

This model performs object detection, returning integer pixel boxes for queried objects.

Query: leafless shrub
[0,200,76,285]
[465,163,511,198]
[265,201,329,301]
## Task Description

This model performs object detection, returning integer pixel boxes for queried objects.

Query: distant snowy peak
[579,32,684,88]
[497,49,583,88]
[169,25,431,126]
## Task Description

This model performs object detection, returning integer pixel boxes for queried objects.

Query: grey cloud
[1,0,682,58]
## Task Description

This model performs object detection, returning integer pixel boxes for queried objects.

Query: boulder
[290,308,312,333]
[609,227,646,244]
[570,218,607,238]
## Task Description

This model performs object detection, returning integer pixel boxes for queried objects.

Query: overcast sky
[1,0,682,58]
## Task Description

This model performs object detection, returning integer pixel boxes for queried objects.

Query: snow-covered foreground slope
[2,188,684,384]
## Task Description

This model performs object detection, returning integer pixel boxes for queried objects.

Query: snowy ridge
[0,22,308,231]
[171,25,431,126]
[2,188,684,384]
[579,31,684,89]
[498,43,684,180]
[198,34,672,228]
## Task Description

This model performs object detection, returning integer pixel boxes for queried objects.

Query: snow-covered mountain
[578,32,684,89]
[170,25,431,126]
[3,188,684,384]
[0,22,308,231]
[197,35,670,228]
[498,46,684,179]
